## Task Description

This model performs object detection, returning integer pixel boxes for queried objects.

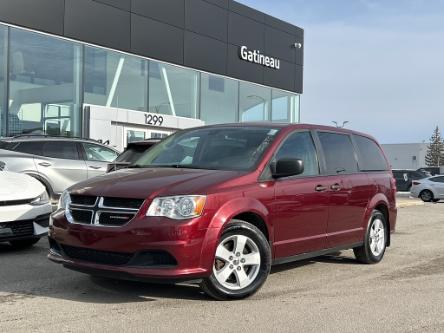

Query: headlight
[30,191,50,205]
[58,190,71,210]
[0,161,6,171]
[58,190,73,222]
[146,195,206,220]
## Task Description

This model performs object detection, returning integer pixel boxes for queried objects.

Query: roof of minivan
[194,122,378,142]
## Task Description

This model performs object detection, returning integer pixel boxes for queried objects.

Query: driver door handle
[89,165,102,170]
[330,183,341,191]
[38,162,52,167]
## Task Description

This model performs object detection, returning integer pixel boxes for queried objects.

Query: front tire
[354,210,387,264]
[201,220,271,300]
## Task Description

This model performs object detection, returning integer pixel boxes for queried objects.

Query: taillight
[412,181,421,186]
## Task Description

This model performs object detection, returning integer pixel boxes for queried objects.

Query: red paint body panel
[48,123,397,281]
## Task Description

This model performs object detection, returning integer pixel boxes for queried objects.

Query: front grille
[58,243,178,267]
[62,245,133,266]
[70,209,93,224]
[98,212,135,226]
[129,251,177,267]
[0,220,34,239]
[70,195,97,206]
[102,197,144,210]
[68,195,143,227]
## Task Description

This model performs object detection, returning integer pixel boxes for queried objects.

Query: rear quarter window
[430,176,444,183]
[353,135,388,171]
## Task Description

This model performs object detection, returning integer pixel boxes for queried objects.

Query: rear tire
[200,220,271,300]
[419,190,433,202]
[354,210,387,264]
[9,238,40,249]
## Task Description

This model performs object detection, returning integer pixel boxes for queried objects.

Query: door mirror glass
[272,158,304,178]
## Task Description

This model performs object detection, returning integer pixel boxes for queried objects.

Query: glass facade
[272,89,300,122]
[0,25,5,136]
[0,23,300,138]
[149,62,199,118]
[240,82,271,122]
[200,74,238,124]
[8,28,81,136]
[84,46,148,112]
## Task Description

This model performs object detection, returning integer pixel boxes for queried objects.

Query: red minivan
[48,123,397,300]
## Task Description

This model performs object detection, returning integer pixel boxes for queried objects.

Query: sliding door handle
[315,185,327,192]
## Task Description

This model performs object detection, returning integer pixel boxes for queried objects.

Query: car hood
[69,167,246,199]
[0,171,45,201]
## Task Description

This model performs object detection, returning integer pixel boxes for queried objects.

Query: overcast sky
[238,0,444,143]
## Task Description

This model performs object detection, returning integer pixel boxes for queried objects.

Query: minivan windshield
[133,127,280,171]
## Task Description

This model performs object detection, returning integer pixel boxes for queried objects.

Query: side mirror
[272,158,304,178]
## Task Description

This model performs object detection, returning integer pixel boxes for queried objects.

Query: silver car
[0,136,119,203]
[410,175,444,202]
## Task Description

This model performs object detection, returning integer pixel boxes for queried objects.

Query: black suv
[392,169,428,192]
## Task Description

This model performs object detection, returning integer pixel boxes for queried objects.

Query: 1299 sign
[145,114,164,126]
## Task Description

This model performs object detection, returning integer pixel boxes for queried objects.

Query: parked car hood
[0,171,45,201]
[69,167,246,199]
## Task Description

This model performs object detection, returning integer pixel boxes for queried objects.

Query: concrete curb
[396,199,424,208]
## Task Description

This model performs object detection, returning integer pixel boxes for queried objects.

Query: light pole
[332,121,349,128]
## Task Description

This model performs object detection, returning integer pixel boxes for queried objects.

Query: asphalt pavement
[1,202,443,332]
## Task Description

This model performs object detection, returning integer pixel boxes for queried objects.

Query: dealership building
[0,0,303,150]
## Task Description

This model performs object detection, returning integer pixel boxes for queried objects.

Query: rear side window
[0,141,16,151]
[15,142,44,156]
[430,176,444,183]
[42,142,79,160]
[82,143,118,162]
[354,135,387,171]
[274,131,319,176]
[318,132,358,174]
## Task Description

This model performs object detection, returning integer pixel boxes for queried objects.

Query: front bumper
[0,213,50,242]
[48,209,219,281]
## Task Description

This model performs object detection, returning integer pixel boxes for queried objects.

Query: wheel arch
[200,197,272,271]
[366,194,391,247]
[23,171,55,199]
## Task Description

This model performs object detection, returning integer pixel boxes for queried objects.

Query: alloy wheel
[213,235,261,290]
[369,218,385,257]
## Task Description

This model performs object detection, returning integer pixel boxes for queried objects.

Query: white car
[0,171,52,248]
[410,175,444,202]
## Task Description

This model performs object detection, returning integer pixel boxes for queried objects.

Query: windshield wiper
[126,164,145,168]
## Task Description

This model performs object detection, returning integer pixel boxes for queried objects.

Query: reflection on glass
[239,82,271,122]
[200,74,238,125]
[271,89,299,123]
[149,62,198,119]
[0,26,5,136]
[84,46,148,111]
[127,130,145,144]
[8,28,81,136]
